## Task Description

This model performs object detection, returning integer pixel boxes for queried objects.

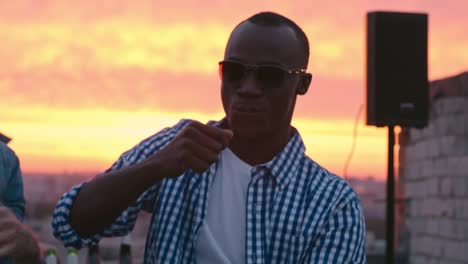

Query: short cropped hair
[239,12,310,68]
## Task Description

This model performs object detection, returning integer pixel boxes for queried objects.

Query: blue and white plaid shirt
[52,119,366,263]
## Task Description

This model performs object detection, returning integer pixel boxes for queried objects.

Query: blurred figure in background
[0,138,41,263]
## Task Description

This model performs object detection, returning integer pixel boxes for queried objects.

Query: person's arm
[0,207,41,263]
[301,197,366,264]
[52,119,233,248]
[70,157,168,236]
[51,122,185,248]
[0,144,25,220]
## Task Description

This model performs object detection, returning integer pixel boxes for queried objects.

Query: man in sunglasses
[52,11,366,263]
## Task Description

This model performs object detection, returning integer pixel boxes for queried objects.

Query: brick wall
[399,71,468,264]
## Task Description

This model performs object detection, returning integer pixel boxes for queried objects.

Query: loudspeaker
[366,11,428,128]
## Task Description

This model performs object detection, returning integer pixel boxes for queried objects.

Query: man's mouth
[232,105,265,113]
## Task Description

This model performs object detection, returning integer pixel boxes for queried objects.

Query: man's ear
[297,73,312,95]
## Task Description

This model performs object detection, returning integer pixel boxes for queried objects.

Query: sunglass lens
[256,66,286,88]
[220,62,245,83]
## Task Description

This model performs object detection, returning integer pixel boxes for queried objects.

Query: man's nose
[237,71,262,97]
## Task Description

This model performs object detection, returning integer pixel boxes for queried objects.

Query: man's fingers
[189,121,233,146]
[0,228,16,244]
[0,229,16,257]
[152,120,234,178]
[0,213,16,230]
[184,125,224,152]
[0,207,12,217]
[0,242,15,257]
[222,129,234,139]
[185,140,219,164]
[186,154,212,174]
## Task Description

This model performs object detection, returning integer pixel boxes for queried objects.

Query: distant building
[399,71,468,263]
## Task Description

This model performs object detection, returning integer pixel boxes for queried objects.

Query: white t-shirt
[195,147,252,263]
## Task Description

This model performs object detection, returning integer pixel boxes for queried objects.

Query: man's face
[221,22,308,139]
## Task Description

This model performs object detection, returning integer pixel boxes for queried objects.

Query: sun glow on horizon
[3,105,387,178]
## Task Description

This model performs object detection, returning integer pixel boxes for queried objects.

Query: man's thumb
[222,129,234,139]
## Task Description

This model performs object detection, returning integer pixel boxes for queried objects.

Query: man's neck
[227,127,293,166]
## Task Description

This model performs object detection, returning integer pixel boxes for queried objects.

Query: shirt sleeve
[51,119,191,249]
[302,196,367,264]
[0,144,26,221]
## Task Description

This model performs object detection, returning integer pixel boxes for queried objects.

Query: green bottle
[44,249,58,264]
[67,247,79,264]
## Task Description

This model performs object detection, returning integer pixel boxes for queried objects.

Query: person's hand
[0,206,41,263]
[145,121,233,178]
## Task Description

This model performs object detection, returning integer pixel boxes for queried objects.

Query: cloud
[0,0,467,118]
[1,65,370,120]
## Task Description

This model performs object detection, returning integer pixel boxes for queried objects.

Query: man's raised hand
[145,121,233,177]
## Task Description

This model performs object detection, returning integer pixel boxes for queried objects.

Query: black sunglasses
[218,60,306,88]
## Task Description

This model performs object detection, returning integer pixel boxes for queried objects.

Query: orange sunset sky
[1,0,467,179]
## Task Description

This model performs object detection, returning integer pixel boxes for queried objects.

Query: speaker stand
[385,125,395,264]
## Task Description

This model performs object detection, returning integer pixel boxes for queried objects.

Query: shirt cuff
[51,183,102,249]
